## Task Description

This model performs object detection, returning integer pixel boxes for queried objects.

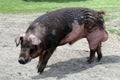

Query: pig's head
[15,33,42,64]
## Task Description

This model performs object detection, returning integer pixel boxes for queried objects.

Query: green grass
[109,29,120,36]
[0,0,120,13]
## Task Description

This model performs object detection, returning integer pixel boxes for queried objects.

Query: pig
[15,8,108,74]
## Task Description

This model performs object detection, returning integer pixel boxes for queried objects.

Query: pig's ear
[15,33,25,47]
[28,34,41,45]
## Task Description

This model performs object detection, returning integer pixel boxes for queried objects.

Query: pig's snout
[18,57,26,64]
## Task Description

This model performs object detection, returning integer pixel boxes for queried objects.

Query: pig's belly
[60,24,85,45]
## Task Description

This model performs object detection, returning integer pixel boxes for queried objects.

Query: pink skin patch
[60,21,85,45]
[87,29,108,50]
[60,22,108,50]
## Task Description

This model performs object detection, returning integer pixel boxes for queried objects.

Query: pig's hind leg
[87,29,105,63]
[96,43,102,61]
[87,42,102,63]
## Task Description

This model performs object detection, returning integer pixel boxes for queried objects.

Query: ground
[0,12,120,80]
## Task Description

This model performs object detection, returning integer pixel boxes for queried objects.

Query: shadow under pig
[32,55,120,79]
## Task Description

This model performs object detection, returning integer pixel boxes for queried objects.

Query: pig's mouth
[18,57,32,64]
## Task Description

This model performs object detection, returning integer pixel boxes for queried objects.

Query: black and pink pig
[15,8,108,74]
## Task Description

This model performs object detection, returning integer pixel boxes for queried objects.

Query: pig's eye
[29,45,37,54]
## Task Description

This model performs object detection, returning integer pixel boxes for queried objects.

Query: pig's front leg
[37,50,45,72]
[37,47,56,74]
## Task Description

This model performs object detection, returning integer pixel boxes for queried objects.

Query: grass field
[109,29,120,36]
[0,0,120,35]
[0,0,120,13]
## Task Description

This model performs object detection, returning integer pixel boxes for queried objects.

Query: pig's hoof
[97,58,101,62]
[37,65,45,74]
[87,60,92,63]
[37,64,40,69]
[87,59,94,63]
[97,56,102,62]
[37,68,44,74]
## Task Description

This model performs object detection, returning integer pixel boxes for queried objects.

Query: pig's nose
[18,57,26,64]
